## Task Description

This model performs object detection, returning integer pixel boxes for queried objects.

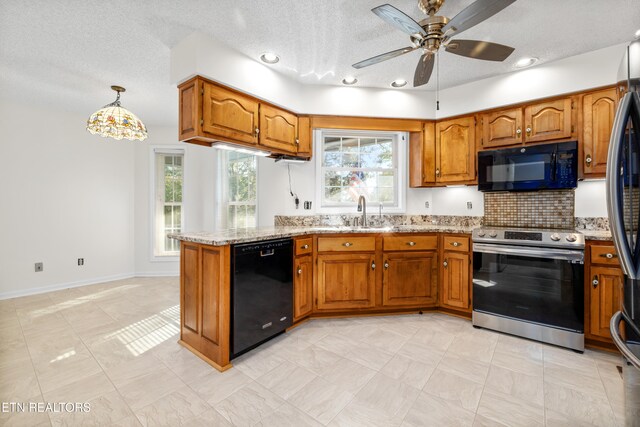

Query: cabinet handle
[435,168,440,177]
[592,275,599,288]
[297,268,302,275]
[600,253,617,259]
[255,127,260,137]
[450,241,460,247]
[516,127,522,136]
[384,261,389,269]
[343,242,352,247]
[295,138,300,145]
[301,244,309,249]
[585,154,593,166]
[407,241,416,246]
[443,260,448,268]
[371,262,376,270]
[526,126,532,136]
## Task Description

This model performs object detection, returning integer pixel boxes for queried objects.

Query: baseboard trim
[0,272,136,300]
[135,271,180,277]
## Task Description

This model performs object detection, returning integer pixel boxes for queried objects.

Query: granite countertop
[169,224,477,246]
[578,229,612,241]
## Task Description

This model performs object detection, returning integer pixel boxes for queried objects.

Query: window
[218,151,257,228]
[153,149,184,257]
[316,129,405,212]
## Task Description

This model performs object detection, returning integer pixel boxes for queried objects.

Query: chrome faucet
[357,195,367,227]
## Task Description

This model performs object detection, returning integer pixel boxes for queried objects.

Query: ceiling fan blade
[445,39,515,61]
[414,53,434,87]
[352,46,416,69]
[372,4,426,36]
[442,0,515,37]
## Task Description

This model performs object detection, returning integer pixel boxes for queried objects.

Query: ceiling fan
[353,0,517,87]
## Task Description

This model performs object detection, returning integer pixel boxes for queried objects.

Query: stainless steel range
[472,227,585,351]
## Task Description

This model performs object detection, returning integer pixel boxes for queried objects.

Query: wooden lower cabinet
[316,253,376,311]
[440,251,471,311]
[382,251,438,307]
[294,255,313,321]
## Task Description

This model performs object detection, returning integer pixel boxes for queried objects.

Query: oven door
[473,243,584,332]
[478,145,555,192]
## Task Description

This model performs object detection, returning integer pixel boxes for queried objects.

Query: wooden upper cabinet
[436,116,476,183]
[481,108,523,148]
[259,105,298,153]
[409,122,436,187]
[296,116,312,158]
[588,265,623,340]
[202,82,259,145]
[524,98,574,143]
[382,251,438,307]
[583,88,617,176]
[316,253,376,311]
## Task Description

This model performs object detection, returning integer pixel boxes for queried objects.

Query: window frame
[216,150,259,230]
[149,146,186,262]
[314,128,407,214]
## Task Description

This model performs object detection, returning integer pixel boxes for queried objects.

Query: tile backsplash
[484,190,575,229]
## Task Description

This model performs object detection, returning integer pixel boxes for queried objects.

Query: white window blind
[154,150,184,256]
[218,151,257,229]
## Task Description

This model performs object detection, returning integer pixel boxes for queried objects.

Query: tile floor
[0,277,626,426]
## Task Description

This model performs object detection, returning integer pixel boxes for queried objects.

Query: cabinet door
[294,256,313,321]
[202,82,259,144]
[524,98,573,143]
[441,251,470,310]
[316,253,376,311]
[296,116,312,158]
[382,251,437,307]
[436,116,476,183]
[481,108,523,148]
[588,266,623,340]
[259,104,298,154]
[583,88,617,176]
[409,122,436,187]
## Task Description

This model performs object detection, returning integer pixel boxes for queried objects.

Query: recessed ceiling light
[635,28,640,39]
[391,79,407,88]
[260,52,280,64]
[514,57,538,69]
[342,76,358,85]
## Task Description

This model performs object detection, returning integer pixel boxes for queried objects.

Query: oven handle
[610,310,640,371]
[473,243,584,262]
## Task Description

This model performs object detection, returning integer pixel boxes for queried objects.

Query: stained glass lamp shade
[86,86,148,141]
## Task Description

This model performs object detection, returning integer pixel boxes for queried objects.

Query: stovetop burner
[472,226,584,249]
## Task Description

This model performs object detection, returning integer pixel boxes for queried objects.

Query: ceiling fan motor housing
[418,16,449,52]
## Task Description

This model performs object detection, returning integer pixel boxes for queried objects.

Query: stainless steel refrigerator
[606,38,640,426]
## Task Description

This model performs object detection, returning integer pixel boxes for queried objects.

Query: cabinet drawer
[317,236,376,252]
[383,235,437,251]
[590,245,619,265]
[295,238,313,256]
[442,235,470,252]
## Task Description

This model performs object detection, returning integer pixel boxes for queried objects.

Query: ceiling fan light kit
[86,86,148,141]
[353,0,517,87]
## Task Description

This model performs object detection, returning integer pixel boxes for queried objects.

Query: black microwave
[478,141,578,192]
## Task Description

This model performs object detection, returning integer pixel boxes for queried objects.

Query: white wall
[0,101,136,298]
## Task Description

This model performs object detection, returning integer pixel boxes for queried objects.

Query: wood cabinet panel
[317,236,376,252]
[383,235,437,251]
[481,108,523,148]
[297,116,312,157]
[382,251,438,307]
[316,253,376,310]
[590,245,620,266]
[442,235,470,253]
[588,265,623,340]
[202,82,259,144]
[259,105,298,153]
[201,247,222,344]
[409,122,436,187]
[441,251,470,310]
[294,255,313,320]
[182,244,199,334]
[583,88,617,176]
[436,116,476,183]
[524,98,573,143]
[179,79,199,141]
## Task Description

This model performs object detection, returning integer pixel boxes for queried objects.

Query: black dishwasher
[231,238,293,358]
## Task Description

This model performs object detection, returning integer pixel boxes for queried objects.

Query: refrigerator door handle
[611,310,640,370]
[606,92,639,279]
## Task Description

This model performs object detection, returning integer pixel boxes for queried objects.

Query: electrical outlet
[424,201,430,208]
[34,262,43,272]
[78,258,84,266]
[467,201,473,209]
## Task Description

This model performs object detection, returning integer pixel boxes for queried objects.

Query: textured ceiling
[1,0,639,126]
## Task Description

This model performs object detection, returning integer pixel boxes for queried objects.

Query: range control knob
[566,234,578,242]
[489,231,498,238]
[550,233,561,241]
[477,230,486,237]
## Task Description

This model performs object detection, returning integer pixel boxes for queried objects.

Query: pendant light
[86,86,148,141]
